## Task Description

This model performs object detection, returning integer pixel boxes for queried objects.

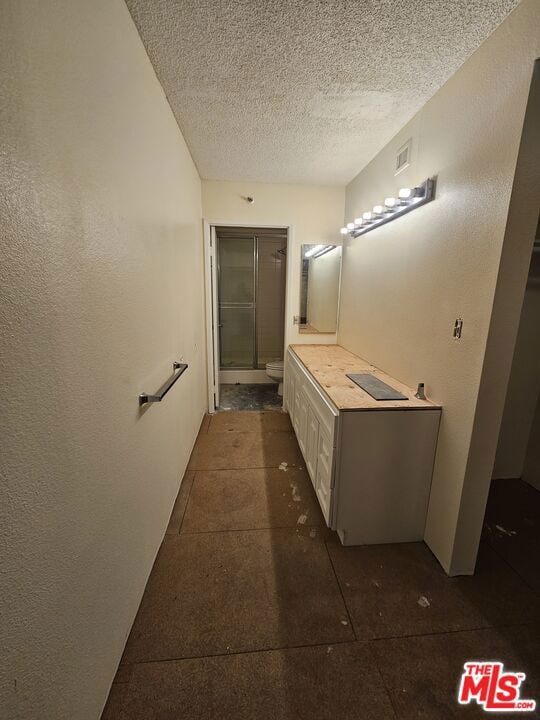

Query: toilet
[265,360,284,396]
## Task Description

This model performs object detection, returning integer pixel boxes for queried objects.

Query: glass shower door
[218,237,256,369]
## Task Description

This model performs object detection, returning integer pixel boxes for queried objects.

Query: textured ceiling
[125,0,520,185]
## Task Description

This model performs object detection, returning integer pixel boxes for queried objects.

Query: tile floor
[102,412,540,719]
[218,383,283,411]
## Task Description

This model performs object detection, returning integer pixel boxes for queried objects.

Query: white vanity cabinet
[284,345,441,545]
[285,347,338,524]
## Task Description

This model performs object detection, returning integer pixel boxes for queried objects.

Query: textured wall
[452,52,540,573]
[202,181,345,347]
[0,1,206,718]
[339,0,540,574]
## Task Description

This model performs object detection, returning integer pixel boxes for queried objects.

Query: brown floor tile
[165,471,195,534]
[100,683,128,720]
[327,540,538,639]
[122,527,353,663]
[112,664,133,684]
[188,430,303,470]
[209,410,292,434]
[372,625,540,719]
[116,642,395,720]
[198,413,211,435]
[181,467,324,533]
[483,478,540,592]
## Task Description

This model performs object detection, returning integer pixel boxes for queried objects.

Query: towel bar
[139,361,188,406]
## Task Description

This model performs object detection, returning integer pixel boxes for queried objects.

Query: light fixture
[304,244,325,258]
[341,178,435,239]
[312,245,336,259]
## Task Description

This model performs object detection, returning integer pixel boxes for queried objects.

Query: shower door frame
[203,220,292,413]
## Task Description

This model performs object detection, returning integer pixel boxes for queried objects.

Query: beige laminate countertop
[289,344,441,411]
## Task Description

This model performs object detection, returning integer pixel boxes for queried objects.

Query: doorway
[486,216,540,591]
[205,225,288,412]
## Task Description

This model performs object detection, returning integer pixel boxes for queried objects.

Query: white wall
[0,2,206,718]
[202,181,345,348]
[306,248,342,332]
[339,0,540,574]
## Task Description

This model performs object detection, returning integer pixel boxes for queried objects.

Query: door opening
[486,217,540,590]
[205,225,288,412]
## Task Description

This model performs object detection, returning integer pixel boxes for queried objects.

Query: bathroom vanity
[284,345,441,545]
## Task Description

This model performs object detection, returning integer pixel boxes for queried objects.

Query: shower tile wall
[256,239,286,368]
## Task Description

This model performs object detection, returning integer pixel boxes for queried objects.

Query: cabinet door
[294,383,308,459]
[292,383,301,436]
[315,424,334,525]
[284,366,295,417]
[305,406,319,486]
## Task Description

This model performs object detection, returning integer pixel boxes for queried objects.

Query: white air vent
[395,139,412,175]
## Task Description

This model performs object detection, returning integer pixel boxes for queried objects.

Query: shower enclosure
[216,227,287,373]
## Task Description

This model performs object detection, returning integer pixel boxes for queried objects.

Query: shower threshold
[219,369,270,384]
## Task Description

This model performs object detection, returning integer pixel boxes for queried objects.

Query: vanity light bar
[312,245,336,259]
[343,178,435,238]
[304,244,325,258]
[305,244,336,259]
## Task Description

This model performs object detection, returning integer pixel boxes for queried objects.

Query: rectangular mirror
[299,244,342,333]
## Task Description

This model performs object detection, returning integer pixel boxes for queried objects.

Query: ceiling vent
[395,139,412,175]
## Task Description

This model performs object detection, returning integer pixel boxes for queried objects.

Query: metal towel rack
[139,361,188,406]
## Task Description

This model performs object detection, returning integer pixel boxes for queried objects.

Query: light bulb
[398,187,413,199]
[304,244,325,258]
[313,245,336,258]
[354,217,363,226]
[346,222,355,231]
[384,197,397,208]
[340,227,348,234]
[363,211,373,221]
[373,205,384,215]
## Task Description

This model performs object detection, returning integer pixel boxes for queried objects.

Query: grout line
[177,472,197,535]
[120,621,536,675]
[188,463,303,472]
[367,643,399,719]
[178,523,326,537]
[204,432,294,437]
[367,619,537,643]
[482,535,540,597]
[126,637,360,668]
[324,540,357,641]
